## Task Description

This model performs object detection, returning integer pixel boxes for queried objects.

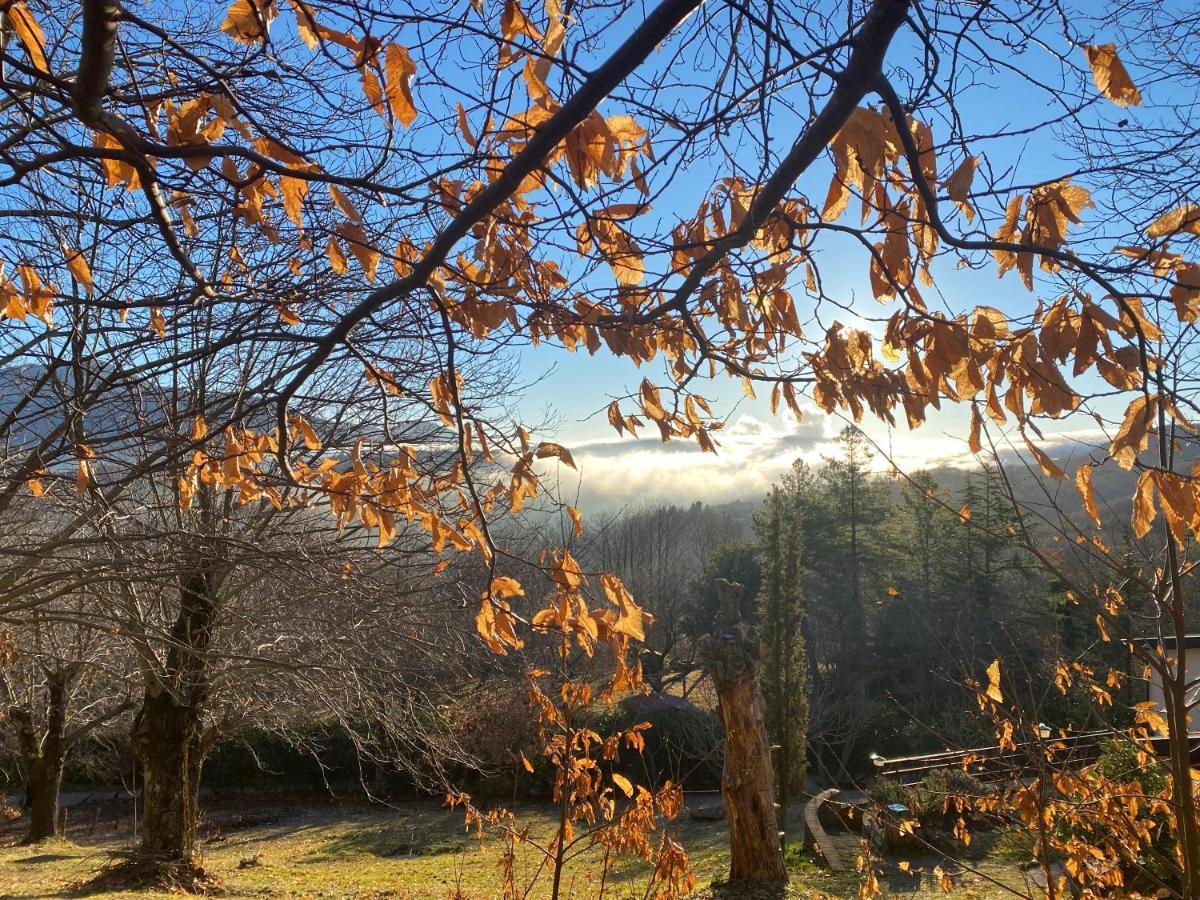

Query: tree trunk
[701,579,787,883]
[1163,634,1200,893]
[11,668,72,843]
[24,756,65,843]
[132,562,219,863]
[131,692,204,860]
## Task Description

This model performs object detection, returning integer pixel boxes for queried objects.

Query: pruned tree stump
[700,578,788,883]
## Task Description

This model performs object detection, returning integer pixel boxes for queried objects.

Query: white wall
[1146,646,1200,733]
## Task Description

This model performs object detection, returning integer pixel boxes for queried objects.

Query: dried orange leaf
[221,0,277,44]
[7,2,48,74]
[385,44,418,127]
[1085,44,1142,108]
[535,442,576,469]
[62,245,94,296]
[1131,469,1156,538]
[1075,464,1101,528]
[1147,203,1200,239]
[985,659,1003,704]
[326,235,349,274]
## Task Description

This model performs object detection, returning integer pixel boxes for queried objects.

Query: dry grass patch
[0,796,1030,898]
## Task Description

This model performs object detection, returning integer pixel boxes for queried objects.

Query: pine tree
[811,426,890,668]
[755,473,808,840]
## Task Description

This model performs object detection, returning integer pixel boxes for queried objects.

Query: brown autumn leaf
[1111,394,1156,469]
[384,44,418,127]
[62,245,94,296]
[1134,700,1168,735]
[985,659,1003,703]
[455,103,477,147]
[1146,203,1200,240]
[1075,463,1101,528]
[607,400,625,436]
[612,772,634,797]
[16,265,54,326]
[968,403,983,454]
[280,176,308,228]
[376,506,397,547]
[1153,470,1194,546]
[567,505,583,537]
[579,216,645,287]
[548,550,585,589]
[93,132,143,191]
[992,193,1024,277]
[293,415,322,450]
[943,155,977,221]
[326,235,349,274]
[149,307,167,338]
[1032,182,1092,284]
[1085,44,1142,108]
[1131,469,1156,538]
[821,106,899,223]
[221,0,278,45]
[639,379,667,421]
[282,0,320,48]
[75,445,96,495]
[360,68,386,118]
[534,0,567,85]
[522,55,552,104]
[500,0,543,43]
[1024,434,1065,480]
[535,442,577,470]
[76,458,91,494]
[328,184,360,221]
[490,576,524,599]
[335,222,380,281]
[8,2,48,74]
[601,573,650,642]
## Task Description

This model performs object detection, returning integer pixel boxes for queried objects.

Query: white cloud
[560,409,1109,510]
[567,411,833,509]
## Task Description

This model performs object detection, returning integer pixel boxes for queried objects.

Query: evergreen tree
[755,473,808,838]
[810,426,891,669]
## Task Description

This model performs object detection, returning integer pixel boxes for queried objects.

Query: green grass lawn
[0,795,1034,898]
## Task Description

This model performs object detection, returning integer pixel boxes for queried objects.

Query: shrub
[1095,738,1166,795]
[601,694,723,790]
[867,769,990,828]
[865,776,912,810]
[204,726,361,789]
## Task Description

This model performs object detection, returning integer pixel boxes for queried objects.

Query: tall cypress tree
[755,472,808,839]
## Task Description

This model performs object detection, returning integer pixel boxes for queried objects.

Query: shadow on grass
[308,811,469,862]
[11,853,78,865]
[870,829,1028,897]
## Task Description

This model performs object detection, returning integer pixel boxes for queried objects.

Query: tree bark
[24,755,65,843]
[10,668,72,843]
[132,562,219,862]
[701,579,787,883]
[131,692,204,860]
